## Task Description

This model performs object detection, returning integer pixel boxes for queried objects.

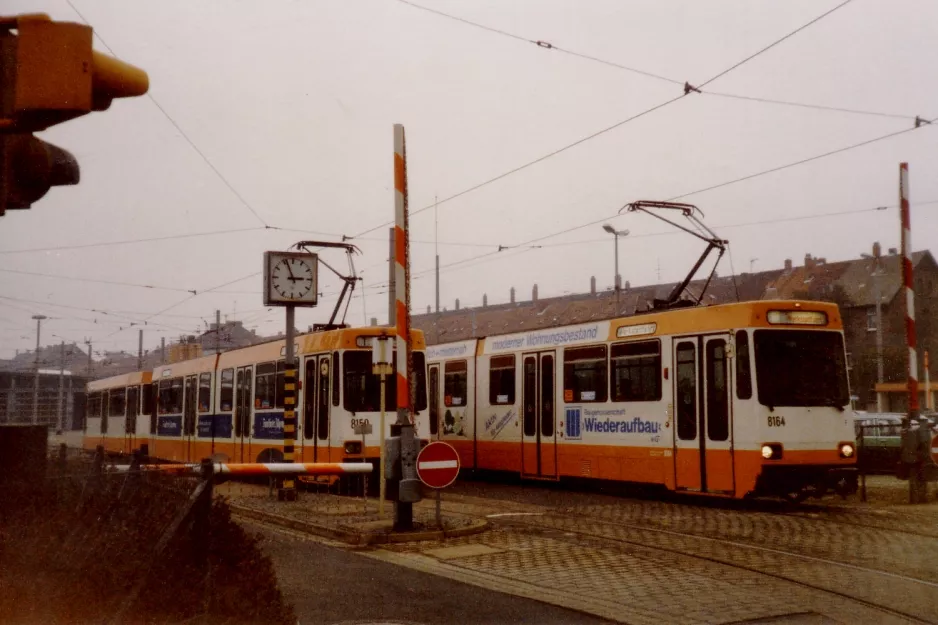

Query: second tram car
[427,300,857,501]
[84,326,429,471]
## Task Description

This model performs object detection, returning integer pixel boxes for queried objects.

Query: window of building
[158,378,183,415]
[867,307,877,331]
[198,372,212,412]
[219,368,234,412]
[444,360,468,407]
[611,340,660,402]
[489,355,516,405]
[735,330,752,400]
[563,345,607,403]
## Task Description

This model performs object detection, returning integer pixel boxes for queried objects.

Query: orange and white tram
[84,326,429,470]
[83,371,153,456]
[427,300,858,501]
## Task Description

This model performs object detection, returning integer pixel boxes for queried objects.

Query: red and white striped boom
[112,462,373,477]
[393,124,412,421]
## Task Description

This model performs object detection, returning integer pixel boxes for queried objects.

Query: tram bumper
[754,465,858,501]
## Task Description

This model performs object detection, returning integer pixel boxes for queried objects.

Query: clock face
[264,252,318,306]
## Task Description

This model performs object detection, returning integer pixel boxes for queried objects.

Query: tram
[426,300,858,501]
[83,326,429,470]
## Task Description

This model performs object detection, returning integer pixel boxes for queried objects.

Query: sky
[1,0,937,360]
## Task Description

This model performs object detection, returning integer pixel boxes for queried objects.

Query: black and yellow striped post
[278,306,298,502]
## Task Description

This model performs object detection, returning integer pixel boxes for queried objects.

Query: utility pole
[874,252,884,412]
[137,329,143,371]
[435,195,440,314]
[602,224,629,316]
[215,309,221,354]
[31,314,47,425]
[56,341,65,433]
[85,339,93,378]
[160,336,165,365]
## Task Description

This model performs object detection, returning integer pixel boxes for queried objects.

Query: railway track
[488,509,937,624]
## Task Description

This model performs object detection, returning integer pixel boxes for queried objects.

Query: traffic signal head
[0,13,148,215]
[1,13,149,132]
[0,134,79,210]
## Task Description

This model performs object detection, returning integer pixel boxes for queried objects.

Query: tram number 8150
[767,415,786,427]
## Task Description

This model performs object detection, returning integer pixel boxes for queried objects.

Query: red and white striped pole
[392,124,421,530]
[900,162,919,419]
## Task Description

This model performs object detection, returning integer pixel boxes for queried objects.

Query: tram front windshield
[753,330,849,409]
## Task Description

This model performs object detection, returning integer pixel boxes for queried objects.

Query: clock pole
[278,304,298,501]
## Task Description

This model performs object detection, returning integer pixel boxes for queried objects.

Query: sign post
[372,333,392,515]
[416,441,460,528]
[262,250,319,502]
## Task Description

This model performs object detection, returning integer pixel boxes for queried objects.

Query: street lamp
[862,252,885,411]
[602,224,630,315]
[31,314,47,425]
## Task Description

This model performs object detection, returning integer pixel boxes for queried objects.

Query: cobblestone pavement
[226,479,938,624]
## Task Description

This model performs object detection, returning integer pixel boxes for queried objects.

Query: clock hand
[283,259,298,281]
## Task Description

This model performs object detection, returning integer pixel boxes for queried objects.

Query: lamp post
[862,252,885,411]
[602,224,630,315]
[31,314,47,425]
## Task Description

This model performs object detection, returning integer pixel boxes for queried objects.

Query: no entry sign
[416,441,460,489]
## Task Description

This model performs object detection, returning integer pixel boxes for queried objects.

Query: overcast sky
[1,0,936,360]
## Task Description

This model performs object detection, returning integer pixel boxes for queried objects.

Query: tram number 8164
[767,415,786,427]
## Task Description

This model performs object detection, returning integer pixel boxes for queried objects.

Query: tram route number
[767,415,786,427]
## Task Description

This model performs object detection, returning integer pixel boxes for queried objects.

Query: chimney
[532,284,538,302]
[873,241,881,258]
[625,281,630,290]
[784,258,792,272]
[455,298,460,311]
[427,305,431,314]
[804,253,814,269]
[510,286,515,304]
[483,294,488,307]
[888,247,898,255]
[370,317,378,326]
[590,276,596,295]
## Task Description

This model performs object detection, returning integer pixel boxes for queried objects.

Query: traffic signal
[0,13,149,215]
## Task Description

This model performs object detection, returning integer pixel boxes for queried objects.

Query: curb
[231,504,488,546]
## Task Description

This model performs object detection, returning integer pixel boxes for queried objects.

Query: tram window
[101,392,109,434]
[254,362,276,410]
[275,361,286,409]
[219,369,234,412]
[141,383,154,416]
[318,358,330,440]
[109,388,126,417]
[126,387,138,434]
[676,343,697,440]
[735,331,752,400]
[303,359,316,440]
[234,370,244,438]
[489,355,516,405]
[706,340,729,442]
[541,355,554,437]
[523,357,536,436]
[611,340,661,402]
[429,367,440,435]
[754,330,849,408]
[158,378,183,414]
[563,346,608,403]
[444,360,468,407]
[332,352,340,407]
[345,351,391,412]
[413,352,428,412]
[198,373,212,412]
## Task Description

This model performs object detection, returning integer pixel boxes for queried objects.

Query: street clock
[263,251,318,307]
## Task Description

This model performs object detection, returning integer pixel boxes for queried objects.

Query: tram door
[183,375,198,462]
[521,351,557,478]
[234,366,253,462]
[125,385,138,454]
[673,336,734,493]
[303,355,332,461]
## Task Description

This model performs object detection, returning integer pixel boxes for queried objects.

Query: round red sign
[416,441,460,489]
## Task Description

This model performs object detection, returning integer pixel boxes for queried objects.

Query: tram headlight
[839,443,855,458]
[761,443,782,460]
